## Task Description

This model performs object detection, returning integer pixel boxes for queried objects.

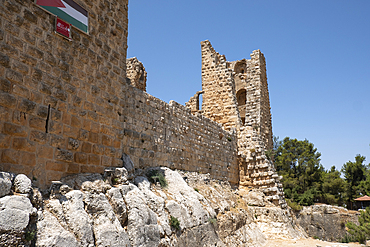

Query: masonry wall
[0,0,239,189]
[200,40,240,132]
[189,41,286,207]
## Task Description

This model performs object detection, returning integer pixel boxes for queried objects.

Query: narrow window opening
[45,104,51,133]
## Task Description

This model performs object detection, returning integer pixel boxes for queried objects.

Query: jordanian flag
[36,0,88,33]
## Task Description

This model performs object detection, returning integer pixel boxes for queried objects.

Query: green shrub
[208,217,217,227]
[265,149,274,161]
[286,199,303,212]
[340,234,358,243]
[313,236,319,240]
[147,169,168,188]
[346,207,370,244]
[194,188,199,192]
[170,216,180,230]
[25,230,36,241]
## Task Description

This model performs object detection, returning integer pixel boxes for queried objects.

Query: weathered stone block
[3,123,27,136]
[37,145,54,159]
[55,149,73,162]
[49,134,65,148]
[18,98,36,113]
[81,142,92,153]
[30,130,47,144]
[67,137,80,150]
[46,161,67,172]
[74,152,87,164]
[0,92,17,108]
[19,151,36,167]
[27,45,43,59]
[88,154,100,166]
[67,163,80,173]
[1,149,19,164]
[29,115,46,131]
[0,52,10,68]
[12,137,36,152]
[88,132,99,143]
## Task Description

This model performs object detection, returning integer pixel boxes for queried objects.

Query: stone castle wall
[0,0,239,189]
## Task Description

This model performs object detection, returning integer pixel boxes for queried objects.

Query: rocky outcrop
[296,204,360,242]
[0,156,309,247]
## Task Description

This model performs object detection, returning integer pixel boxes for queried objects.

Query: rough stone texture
[0,172,13,197]
[1,168,356,247]
[126,57,147,91]
[296,204,360,242]
[62,190,95,246]
[14,174,32,194]
[37,210,79,247]
[0,0,238,189]
[0,195,34,231]
[186,40,285,207]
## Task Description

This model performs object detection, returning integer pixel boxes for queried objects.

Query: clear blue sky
[127,0,370,171]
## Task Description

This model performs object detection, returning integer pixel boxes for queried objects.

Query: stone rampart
[0,0,238,189]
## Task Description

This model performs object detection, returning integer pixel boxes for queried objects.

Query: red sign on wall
[55,17,71,39]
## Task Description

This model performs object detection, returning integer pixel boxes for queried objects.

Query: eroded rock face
[0,172,14,197]
[0,195,34,231]
[296,204,360,242]
[0,166,326,247]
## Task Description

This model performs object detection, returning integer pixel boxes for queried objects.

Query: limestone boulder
[36,210,78,247]
[241,189,266,207]
[61,190,94,246]
[164,168,214,226]
[135,176,171,236]
[0,195,34,231]
[122,184,161,247]
[14,174,32,194]
[84,192,131,247]
[0,172,13,197]
[106,187,128,226]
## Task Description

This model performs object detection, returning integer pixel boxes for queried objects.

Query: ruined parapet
[185,91,203,114]
[200,40,239,131]
[188,40,285,207]
[126,57,147,91]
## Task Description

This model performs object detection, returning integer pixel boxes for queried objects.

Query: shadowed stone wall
[0,0,239,189]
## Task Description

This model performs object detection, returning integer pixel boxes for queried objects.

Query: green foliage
[286,198,303,212]
[265,149,274,161]
[170,216,180,230]
[340,234,358,243]
[208,217,217,227]
[321,166,346,206]
[346,207,370,244]
[341,155,367,209]
[194,188,199,192]
[275,137,324,206]
[227,137,232,142]
[25,230,36,241]
[275,136,370,209]
[313,236,320,240]
[147,169,168,188]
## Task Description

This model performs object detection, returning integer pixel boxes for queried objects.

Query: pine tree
[346,207,370,244]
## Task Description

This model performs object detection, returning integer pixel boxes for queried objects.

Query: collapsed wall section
[200,40,240,131]
[190,40,285,207]
[0,0,239,188]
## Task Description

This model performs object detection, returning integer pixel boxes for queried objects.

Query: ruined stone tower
[187,40,286,207]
